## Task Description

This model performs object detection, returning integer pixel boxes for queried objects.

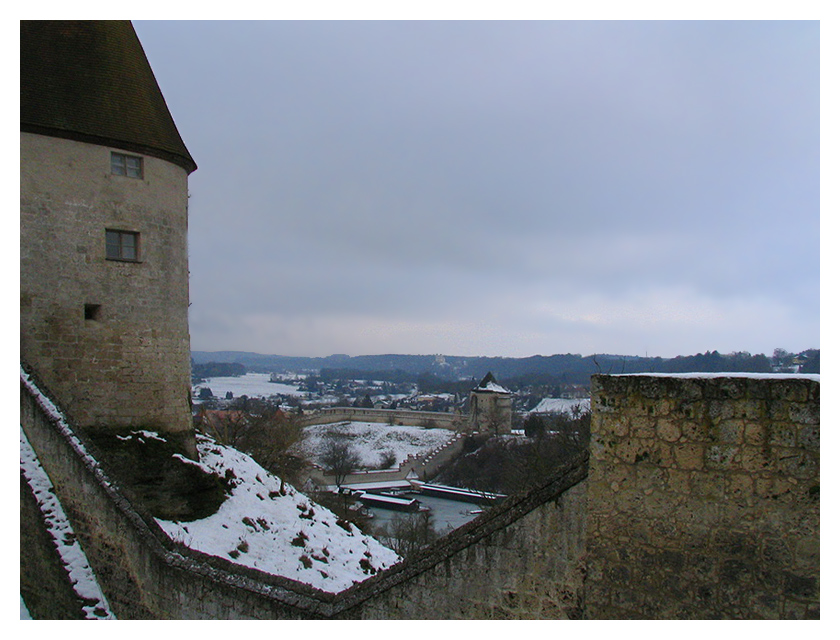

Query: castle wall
[20,368,820,619]
[585,374,820,619]
[337,475,588,619]
[20,132,193,442]
[301,407,465,430]
[20,370,335,619]
[20,365,588,619]
[20,471,88,619]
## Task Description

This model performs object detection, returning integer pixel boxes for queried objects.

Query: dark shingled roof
[21,20,196,174]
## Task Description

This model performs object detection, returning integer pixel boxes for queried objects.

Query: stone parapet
[585,374,819,619]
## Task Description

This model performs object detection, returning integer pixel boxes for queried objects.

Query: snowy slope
[300,421,455,469]
[155,434,400,593]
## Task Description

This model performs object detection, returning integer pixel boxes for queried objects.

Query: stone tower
[20,21,198,454]
[469,372,513,434]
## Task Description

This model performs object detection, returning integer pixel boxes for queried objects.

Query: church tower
[20,21,198,454]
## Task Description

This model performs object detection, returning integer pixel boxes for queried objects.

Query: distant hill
[191,349,819,386]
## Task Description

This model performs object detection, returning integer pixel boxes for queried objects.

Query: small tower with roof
[469,372,513,434]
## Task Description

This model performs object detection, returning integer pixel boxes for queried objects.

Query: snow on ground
[193,372,305,399]
[529,397,591,415]
[299,421,455,469]
[20,427,115,619]
[154,434,400,593]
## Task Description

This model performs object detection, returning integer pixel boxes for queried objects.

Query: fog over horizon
[134,20,820,360]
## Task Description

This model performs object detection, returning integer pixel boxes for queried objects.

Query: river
[365,493,486,535]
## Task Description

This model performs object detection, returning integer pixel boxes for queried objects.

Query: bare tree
[196,402,305,492]
[319,436,361,490]
[375,511,439,559]
[243,407,305,493]
[196,406,251,449]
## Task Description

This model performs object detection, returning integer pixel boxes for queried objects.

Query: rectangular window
[111,152,143,178]
[105,230,140,261]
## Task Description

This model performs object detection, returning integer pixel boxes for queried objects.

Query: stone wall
[21,368,820,619]
[586,374,820,619]
[301,407,465,430]
[337,470,588,619]
[20,472,88,620]
[20,132,193,446]
[20,369,335,619]
[20,366,588,619]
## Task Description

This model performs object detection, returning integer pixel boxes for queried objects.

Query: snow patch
[155,434,400,593]
[477,381,511,393]
[20,427,115,620]
[117,429,166,442]
[20,367,111,488]
[300,421,455,469]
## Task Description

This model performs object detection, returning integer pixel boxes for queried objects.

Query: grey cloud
[138,20,819,357]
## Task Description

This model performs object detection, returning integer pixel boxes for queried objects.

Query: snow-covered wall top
[615,372,819,381]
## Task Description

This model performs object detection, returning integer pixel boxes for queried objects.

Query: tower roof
[473,372,511,394]
[21,20,197,174]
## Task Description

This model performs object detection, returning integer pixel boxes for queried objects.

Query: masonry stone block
[797,424,819,451]
[712,419,745,444]
[708,399,736,421]
[705,444,740,471]
[673,442,704,470]
[788,402,819,425]
[629,416,656,439]
[679,419,711,444]
[725,473,755,502]
[655,418,681,442]
[743,421,766,446]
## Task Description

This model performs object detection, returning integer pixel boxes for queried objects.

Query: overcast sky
[132,20,820,359]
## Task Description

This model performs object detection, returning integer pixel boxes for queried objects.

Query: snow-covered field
[193,372,305,399]
[528,397,590,415]
[155,433,400,593]
[300,421,455,469]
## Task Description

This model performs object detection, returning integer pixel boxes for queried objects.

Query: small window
[84,304,101,321]
[105,230,140,261]
[111,152,143,178]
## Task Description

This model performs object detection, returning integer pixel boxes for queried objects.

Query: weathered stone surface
[21,133,194,451]
[586,374,819,619]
